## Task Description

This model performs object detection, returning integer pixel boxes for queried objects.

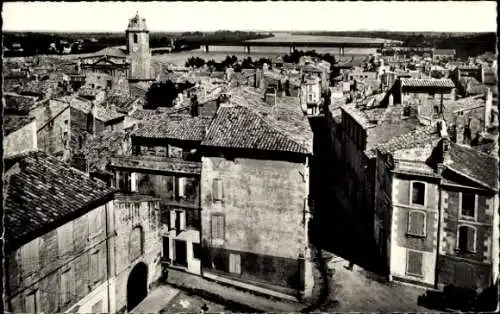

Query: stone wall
[113,198,162,312]
[4,120,37,158]
[6,201,113,313]
[200,156,309,290]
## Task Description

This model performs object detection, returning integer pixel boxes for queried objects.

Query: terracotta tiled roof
[69,97,125,122]
[4,151,115,247]
[226,86,314,152]
[4,115,36,136]
[132,114,212,142]
[4,93,38,114]
[129,107,190,120]
[105,95,141,113]
[401,78,455,89]
[201,106,310,154]
[447,142,498,190]
[376,125,440,155]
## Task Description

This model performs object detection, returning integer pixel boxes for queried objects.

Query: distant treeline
[185,50,337,74]
[292,31,496,57]
[185,55,273,72]
[3,31,273,57]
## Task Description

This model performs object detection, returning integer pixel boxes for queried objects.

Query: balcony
[110,155,201,176]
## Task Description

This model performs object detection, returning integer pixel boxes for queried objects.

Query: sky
[2,1,498,33]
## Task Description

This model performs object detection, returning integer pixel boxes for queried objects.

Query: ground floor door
[174,239,188,267]
[127,262,148,311]
[454,262,475,288]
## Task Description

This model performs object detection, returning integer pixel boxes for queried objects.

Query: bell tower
[126,11,152,81]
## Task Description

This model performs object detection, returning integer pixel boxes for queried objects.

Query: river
[153,45,377,66]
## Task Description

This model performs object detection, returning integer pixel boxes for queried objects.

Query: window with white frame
[460,192,476,218]
[411,182,426,206]
[407,210,426,237]
[457,225,476,253]
[406,249,423,277]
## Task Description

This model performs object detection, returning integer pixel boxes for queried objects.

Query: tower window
[133,34,138,44]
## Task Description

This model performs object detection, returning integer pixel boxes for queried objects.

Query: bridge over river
[152,34,404,56]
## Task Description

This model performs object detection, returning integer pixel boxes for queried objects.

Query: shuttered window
[20,239,40,275]
[411,182,425,206]
[58,222,73,256]
[407,210,426,237]
[461,192,476,218]
[129,227,143,261]
[89,207,103,236]
[211,214,225,240]
[458,225,476,253]
[177,177,186,198]
[406,250,423,277]
[60,269,74,305]
[229,253,241,274]
[213,178,223,201]
[90,251,100,283]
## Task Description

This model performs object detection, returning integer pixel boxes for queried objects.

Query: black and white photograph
[1,1,498,313]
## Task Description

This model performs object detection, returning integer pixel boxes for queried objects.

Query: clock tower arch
[126,11,152,81]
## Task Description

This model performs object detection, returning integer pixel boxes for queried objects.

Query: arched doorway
[127,262,148,311]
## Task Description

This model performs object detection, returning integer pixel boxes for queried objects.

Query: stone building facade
[374,122,499,294]
[112,194,162,313]
[199,103,314,300]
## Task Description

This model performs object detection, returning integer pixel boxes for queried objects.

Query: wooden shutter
[90,251,99,283]
[177,177,186,198]
[407,212,414,234]
[407,250,423,276]
[218,215,225,239]
[179,211,186,231]
[25,292,36,313]
[130,172,137,192]
[211,216,217,239]
[213,179,223,201]
[211,215,224,240]
[170,210,176,229]
[229,253,241,274]
[61,270,69,304]
[466,227,475,252]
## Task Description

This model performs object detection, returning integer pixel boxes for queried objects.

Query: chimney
[455,114,465,144]
[190,95,199,117]
[485,88,492,129]
[265,87,277,106]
